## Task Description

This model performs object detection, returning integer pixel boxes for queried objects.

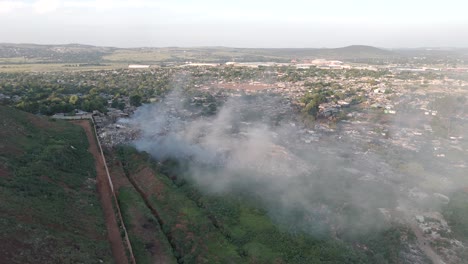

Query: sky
[0,0,467,48]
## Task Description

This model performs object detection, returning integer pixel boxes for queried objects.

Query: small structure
[128,64,150,69]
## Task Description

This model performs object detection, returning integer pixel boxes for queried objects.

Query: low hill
[0,43,396,64]
[0,106,112,263]
[0,43,113,63]
[101,45,397,63]
[2,42,465,67]
[242,45,394,60]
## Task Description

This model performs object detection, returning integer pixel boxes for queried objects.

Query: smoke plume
[123,87,466,238]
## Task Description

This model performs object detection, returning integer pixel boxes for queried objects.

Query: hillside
[0,106,113,263]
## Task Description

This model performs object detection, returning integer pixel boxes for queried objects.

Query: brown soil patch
[39,175,73,193]
[0,142,23,157]
[129,206,175,264]
[27,115,52,130]
[71,120,129,264]
[0,237,33,264]
[107,157,132,191]
[133,167,165,199]
[0,164,10,178]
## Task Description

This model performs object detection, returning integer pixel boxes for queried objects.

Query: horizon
[2,42,468,50]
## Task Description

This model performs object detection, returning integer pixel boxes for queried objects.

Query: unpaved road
[72,120,128,264]
[391,209,446,264]
[407,217,446,264]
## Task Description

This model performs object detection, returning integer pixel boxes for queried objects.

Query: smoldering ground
[122,88,466,238]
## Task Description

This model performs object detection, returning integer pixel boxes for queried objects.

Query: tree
[130,94,142,107]
[111,98,125,110]
[304,100,319,116]
[69,95,79,105]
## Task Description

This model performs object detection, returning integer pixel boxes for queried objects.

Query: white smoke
[123,87,467,238]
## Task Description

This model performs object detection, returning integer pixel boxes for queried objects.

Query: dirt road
[72,120,129,264]
[407,218,446,264]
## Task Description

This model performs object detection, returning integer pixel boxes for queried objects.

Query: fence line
[68,116,136,264]
[90,117,136,264]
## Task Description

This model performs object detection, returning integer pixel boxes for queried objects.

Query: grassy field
[102,50,172,62]
[0,106,113,263]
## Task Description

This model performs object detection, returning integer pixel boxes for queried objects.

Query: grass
[0,106,112,263]
[102,50,172,62]
[118,186,177,264]
[239,207,275,231]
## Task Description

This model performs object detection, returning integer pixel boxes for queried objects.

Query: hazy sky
[1,0,467,48]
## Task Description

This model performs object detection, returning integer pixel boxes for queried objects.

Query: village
[84,63,467,158]
[77,62,467,263]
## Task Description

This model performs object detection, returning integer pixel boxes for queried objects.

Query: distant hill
[0,43,114,63]
[0,43,396,64]
[1,43,466,65]
[246,45,395,60]
[0,106,112,263]
[101,45,397,63]
[327,45,395,58]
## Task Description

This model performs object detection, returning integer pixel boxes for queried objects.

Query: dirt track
[407,218,446,264]
[72,120,129,264]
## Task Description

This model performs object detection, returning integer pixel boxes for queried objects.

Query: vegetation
[300,90,328,117]
[443,191,468,242]
[0,106,112,263]
[0,69,172,115]
[118,186,177,264]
